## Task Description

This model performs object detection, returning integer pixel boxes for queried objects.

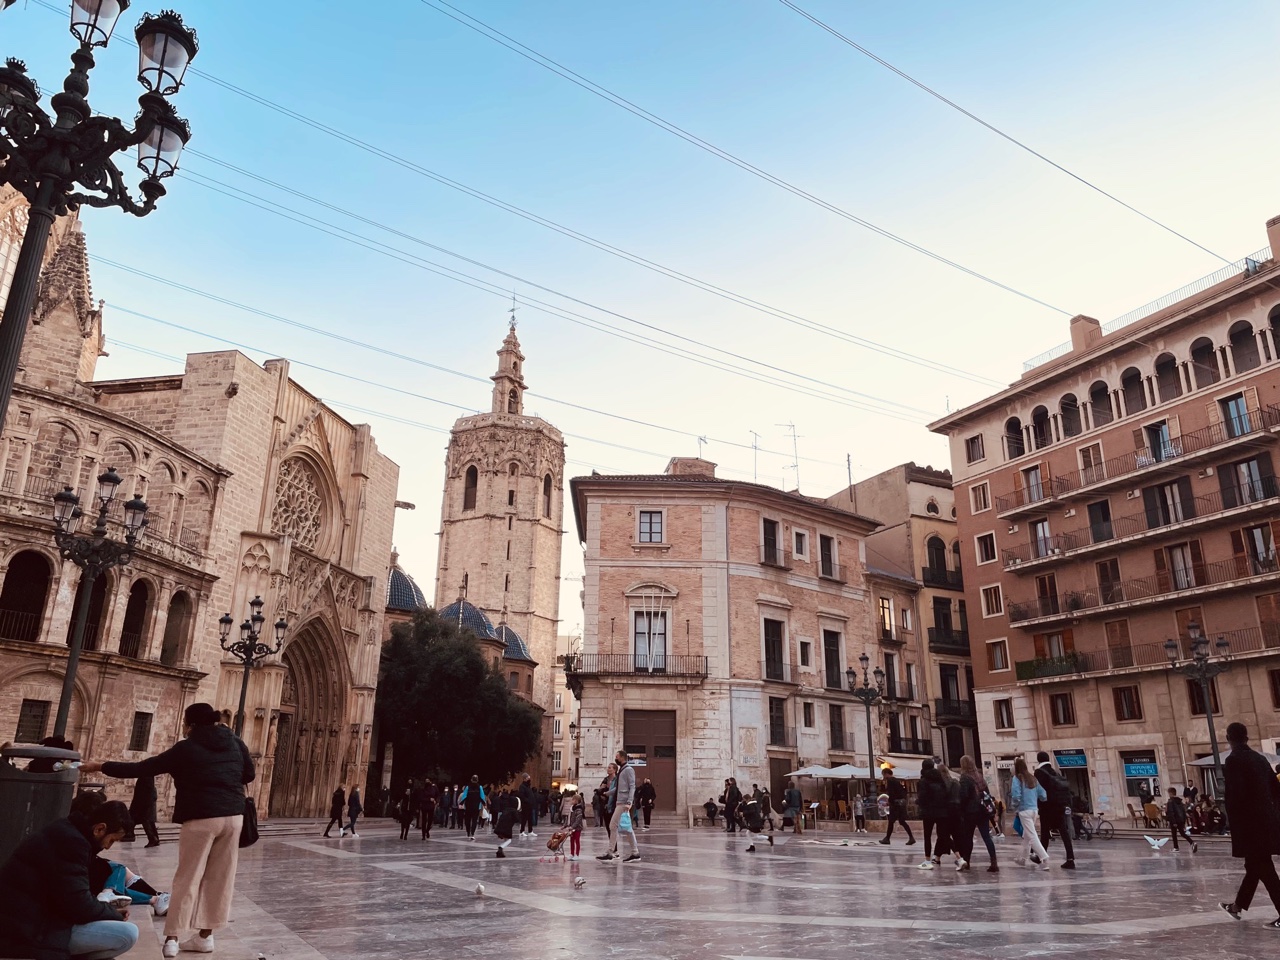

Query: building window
[504,574,510,593]
[799,640,811,667]
[1188,677,1221,716]
[553,718,562,738]
[14,699,50,743]
[554,692,563,711]
[128,712,153,752]
[553,749,562,770]
[987,639,1009,672]
[1270,669,1280,709]
[900,607,912,631]
[1112,685,1142,722]
[638,510,663,543]
[793,530,808,559]
[763,618,786,680]
[1145,420,1174,461]
[509,672,519,689]
[994,698,1015,730]
[965,434,986,464]
[761,517,782,565]
[1221,393,1252,438]
[971,483,991,513]
[905,663,917,701]
[1049,692,1076,726]
[1030,518,1053,559]
[1034,630,1073,659]
[1236,523,1278,576]
[878,598,893,637]
[543,474,553,517]
[462,465,478,511]
[926,500,941,515]
[506,541,512,560]
[1022,464,1045,502]
[802,701,814,728]
[507,489,516,506]
[1096,557,1122,604]
[980,585,1003,617]
[634,611,668,667]
[829,704,846,750]
[976,533,997,565]
[823,629,842,688]
[818,534,837,578]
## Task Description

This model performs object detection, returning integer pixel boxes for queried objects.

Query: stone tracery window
[271,457,324,550]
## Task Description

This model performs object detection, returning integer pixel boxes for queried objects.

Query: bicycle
[1078,810,1114,840]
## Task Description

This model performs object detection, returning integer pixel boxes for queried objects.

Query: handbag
[239,796,260,848]
[619,810,632,831]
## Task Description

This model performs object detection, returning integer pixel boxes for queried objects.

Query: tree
[375,607,542,785]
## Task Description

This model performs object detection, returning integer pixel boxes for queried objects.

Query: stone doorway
[622,709,676,811]
[267,621,349,818]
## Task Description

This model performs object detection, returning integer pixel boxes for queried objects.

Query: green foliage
[375,608,542,784]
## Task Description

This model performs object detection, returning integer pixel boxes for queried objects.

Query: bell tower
[491,323,526,415]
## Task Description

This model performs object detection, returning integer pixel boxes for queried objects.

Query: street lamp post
[51,466,148,738]
[218,596,287,738]
[846,653,886,778]
[1164,622,1231,797]
[0,1,198,434]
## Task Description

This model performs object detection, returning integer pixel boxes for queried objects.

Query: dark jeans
[520,808,534,834]
[923,817,945,859]
[884,803,915,842]
[725,804,738,832]
[421,804,435,837]
[399,820,411,840]
[974,815,997,864]
[324,814,343,836]
[855,814,866,829]
[463,810,480,837]
[138,818,160,846]
[1237,852,1280,912]
[642,805,653,827]
[1170,822,1193,849]
[1040,805,1075,862]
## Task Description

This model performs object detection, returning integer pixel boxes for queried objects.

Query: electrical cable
[776,0,1233,265]
[413,0,1072,316]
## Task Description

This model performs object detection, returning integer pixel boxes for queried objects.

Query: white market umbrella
[785,764,835,778]
[1189,751,1280,767]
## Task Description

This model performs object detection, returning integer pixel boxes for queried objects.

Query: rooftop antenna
[749,430,761,482]
[847,453,858,513]
[696,435,708,458]
[777,422,800,490]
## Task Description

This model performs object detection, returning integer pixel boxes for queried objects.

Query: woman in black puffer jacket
[83,702,253,958]
[916,758,950,867]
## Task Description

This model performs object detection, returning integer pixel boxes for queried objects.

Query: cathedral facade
[0,190,400,818]
[434,325,564,778]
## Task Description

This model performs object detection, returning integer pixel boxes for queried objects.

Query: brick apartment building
[567,457,883,814]
[932,214,1280,809]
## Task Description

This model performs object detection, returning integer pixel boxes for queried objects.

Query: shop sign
[1054,749,1088,769]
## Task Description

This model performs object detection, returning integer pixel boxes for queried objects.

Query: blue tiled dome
[387,565,426,612]
[438,598,499,641]
[495,622,536,665]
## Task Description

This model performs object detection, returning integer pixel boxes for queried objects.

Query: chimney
[1267,215,1280,260]
[665,457,717,478]
[1069,315,1102,353]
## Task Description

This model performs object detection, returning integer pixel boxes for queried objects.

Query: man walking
[518,773,537,838]
[420,779,439,840]
[1165,787,1196,853]
[1034,751,1076,869]
[1219,722,1280,927]
[878,765,916,846]
[597,749,641,863]
[637,778,657,830]
[458,776,486,840]
[129,775,160,848]
[724,778,743,833]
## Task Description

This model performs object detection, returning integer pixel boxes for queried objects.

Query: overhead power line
[24,0,1003,389]
[170,166,933,424]
[414,0,1072,316]
[776,0,1232,265]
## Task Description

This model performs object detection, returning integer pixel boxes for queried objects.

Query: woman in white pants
[1010,757,1051,871]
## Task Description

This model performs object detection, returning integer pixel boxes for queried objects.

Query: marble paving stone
[119,820,1273,960]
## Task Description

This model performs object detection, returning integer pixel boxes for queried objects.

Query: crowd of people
[5,716,1280,959]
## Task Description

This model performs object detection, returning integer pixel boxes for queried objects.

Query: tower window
[463,466,478,511]
[508,489,516,507]
[505,574,510,592]
[542,474,553,518]
[508,389,518,414]
[506,540,511,560]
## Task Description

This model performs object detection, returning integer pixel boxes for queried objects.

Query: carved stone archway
[267,619,350,818]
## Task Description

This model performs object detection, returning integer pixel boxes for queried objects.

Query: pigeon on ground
[574,877,587,889]
[474,883,485,896]
[1144,835,1170,851]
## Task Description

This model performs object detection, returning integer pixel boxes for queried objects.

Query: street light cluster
[1165,622,1232,794]
[219,597,288,738]
[0,0,199,436]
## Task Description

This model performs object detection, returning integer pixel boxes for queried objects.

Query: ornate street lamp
[219,595,288,737]
[846,653,886,781]
[0,3,198,434]
[1165,622,1231,796]
[51,466,148,738]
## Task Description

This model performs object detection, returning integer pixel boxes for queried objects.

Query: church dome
[438,598,499,641]
[495,621,536,665]
[387,551,427,612]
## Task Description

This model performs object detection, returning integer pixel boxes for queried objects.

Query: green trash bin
[0,744,81,867]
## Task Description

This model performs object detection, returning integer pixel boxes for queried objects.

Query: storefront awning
[878,757,924,780]
[823,763,874,779]
[1190,751,1280,766]
[786,764,836,778]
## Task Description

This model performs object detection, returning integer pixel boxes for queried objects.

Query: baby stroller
[541,826,571,862]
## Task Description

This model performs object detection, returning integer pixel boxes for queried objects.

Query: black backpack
[1045,768,1072,806]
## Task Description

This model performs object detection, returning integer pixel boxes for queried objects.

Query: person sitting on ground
[0,791,138,960]
[704,797,720,825]
[90,856,171,915]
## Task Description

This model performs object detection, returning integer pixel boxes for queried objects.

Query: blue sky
[5,1,1279,632]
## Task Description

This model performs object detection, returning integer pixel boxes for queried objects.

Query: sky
[5,0,1280,637]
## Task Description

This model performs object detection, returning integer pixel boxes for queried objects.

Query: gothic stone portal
[268,622,350,818]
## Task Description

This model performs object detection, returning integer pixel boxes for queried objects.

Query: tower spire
[491,317,526,415]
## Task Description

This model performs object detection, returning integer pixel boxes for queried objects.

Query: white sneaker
[519,832,527,838]
[956,859,968,872]
[179,934,214,953]
[163,940,179,958]
[339,829,346,838]
[917,860,935,869]
[528,832,537,839]
[153,892,171,916]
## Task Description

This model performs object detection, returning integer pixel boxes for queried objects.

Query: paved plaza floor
[124,819,1271,960]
